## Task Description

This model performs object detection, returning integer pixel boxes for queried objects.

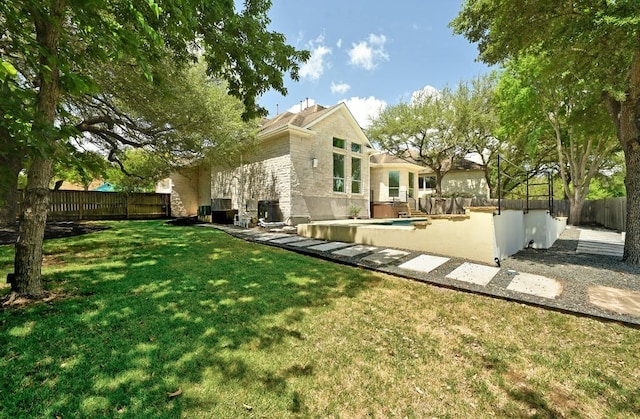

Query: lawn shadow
[0,221,378,417]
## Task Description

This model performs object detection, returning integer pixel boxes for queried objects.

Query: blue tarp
[91,182,116,192]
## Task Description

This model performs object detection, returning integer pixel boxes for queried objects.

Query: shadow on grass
[0,220,377,417]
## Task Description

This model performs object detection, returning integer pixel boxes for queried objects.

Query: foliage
[451,0,640,260]
[1,0,309,295]
[494,55,619,223]
[1,221,639,417]
[104,149,165,192]
[368,86,470,197]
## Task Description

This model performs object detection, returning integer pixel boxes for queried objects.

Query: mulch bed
[0,222,111,245]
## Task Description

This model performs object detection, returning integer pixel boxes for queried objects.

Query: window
[389,170,400,198]
[351,157,361,194]
[351,143,362,153]
[333,153,345,192]
[408,172,415,198]
[419,175,436,189]
[333,137,346,149]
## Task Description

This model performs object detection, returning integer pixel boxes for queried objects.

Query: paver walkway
[576,228,624,257]
[207,225,640,326]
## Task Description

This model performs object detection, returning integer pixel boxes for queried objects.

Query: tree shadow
[0,221,377,417]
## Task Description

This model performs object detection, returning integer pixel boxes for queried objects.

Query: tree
[496,56,619,224]
[1,0,309,299]
[449,74,501,197]
[368,87,470,198]
[452,1,640,263]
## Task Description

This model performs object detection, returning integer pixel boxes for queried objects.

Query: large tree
[452,1,640,263]
[368,87,470,198]
[1,0,308,299]
[496,56,619,224]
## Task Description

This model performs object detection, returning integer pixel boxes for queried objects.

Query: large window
[419,175,436,189]
[333,153,345,192]
[351,157,361,194]
[389,170,400,198]
[408,172,415,198]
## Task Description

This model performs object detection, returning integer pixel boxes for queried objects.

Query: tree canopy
[452,0,640,263]
[0,0,310,298]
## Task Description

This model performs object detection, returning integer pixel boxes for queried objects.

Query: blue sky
[257,0,491,128]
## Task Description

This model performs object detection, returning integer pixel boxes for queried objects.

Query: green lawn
[1,220,639,418]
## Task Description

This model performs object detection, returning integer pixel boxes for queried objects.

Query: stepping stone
[361,249,410,265]
[446,262,500,286]
[287,239,327,247]
[398,255,449,274]
[332,245,378,257]
[588,285,640,317]
[255,233,291,241]
[507,273,563,299]
[308,241,353,252]
[270,236,310,244]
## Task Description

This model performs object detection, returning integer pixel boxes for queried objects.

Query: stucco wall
[493,210,525,260]
[370,166,419,202]
[443,170,489,198]
[300,208,566,264]
[418,170,489,199]
[299,210,498,264]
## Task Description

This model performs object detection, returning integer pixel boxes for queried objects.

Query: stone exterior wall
[289,110,371,222]
[170,166,210,217]
[211,135,292,221]
[206,105,372,224]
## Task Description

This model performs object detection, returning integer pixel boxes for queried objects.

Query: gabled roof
[258,102,372,148]
[260,104,333,134]
[371,151,485,173]
[370,152,424,171]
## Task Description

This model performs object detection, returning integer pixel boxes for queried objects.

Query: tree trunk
[12,1,65,298]
[623,143,640,264]
[0,153,22,226]
[13,157,53,297]
[568,197,584,226]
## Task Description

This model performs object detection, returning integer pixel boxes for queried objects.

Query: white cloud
[410,85,441,105]
[336,38,343,49]
[299,36,332,81]
[331,82,351,94]
[348,33,389,70]
[340,96,387,129]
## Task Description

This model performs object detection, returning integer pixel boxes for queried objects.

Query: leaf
[167,388,182,398]
[1,61,17,79]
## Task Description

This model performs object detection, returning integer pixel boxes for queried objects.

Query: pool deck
[206,224,640,327]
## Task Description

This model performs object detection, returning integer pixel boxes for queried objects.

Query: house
[169,102,373,224]
[369,152,424,217]
[417,158,489,199]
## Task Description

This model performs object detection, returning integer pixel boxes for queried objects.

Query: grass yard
[0,220,639,418]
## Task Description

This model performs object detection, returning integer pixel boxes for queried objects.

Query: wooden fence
[19,190,171,221]
[419,197,627,231]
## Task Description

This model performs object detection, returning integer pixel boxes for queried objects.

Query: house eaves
[258,124,314,141]
[303,102,373,149]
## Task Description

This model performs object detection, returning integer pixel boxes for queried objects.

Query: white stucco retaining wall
[299,208,566,265]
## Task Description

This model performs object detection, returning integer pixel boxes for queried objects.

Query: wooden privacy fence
[19,190,171,221]
[419,197,627,231]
